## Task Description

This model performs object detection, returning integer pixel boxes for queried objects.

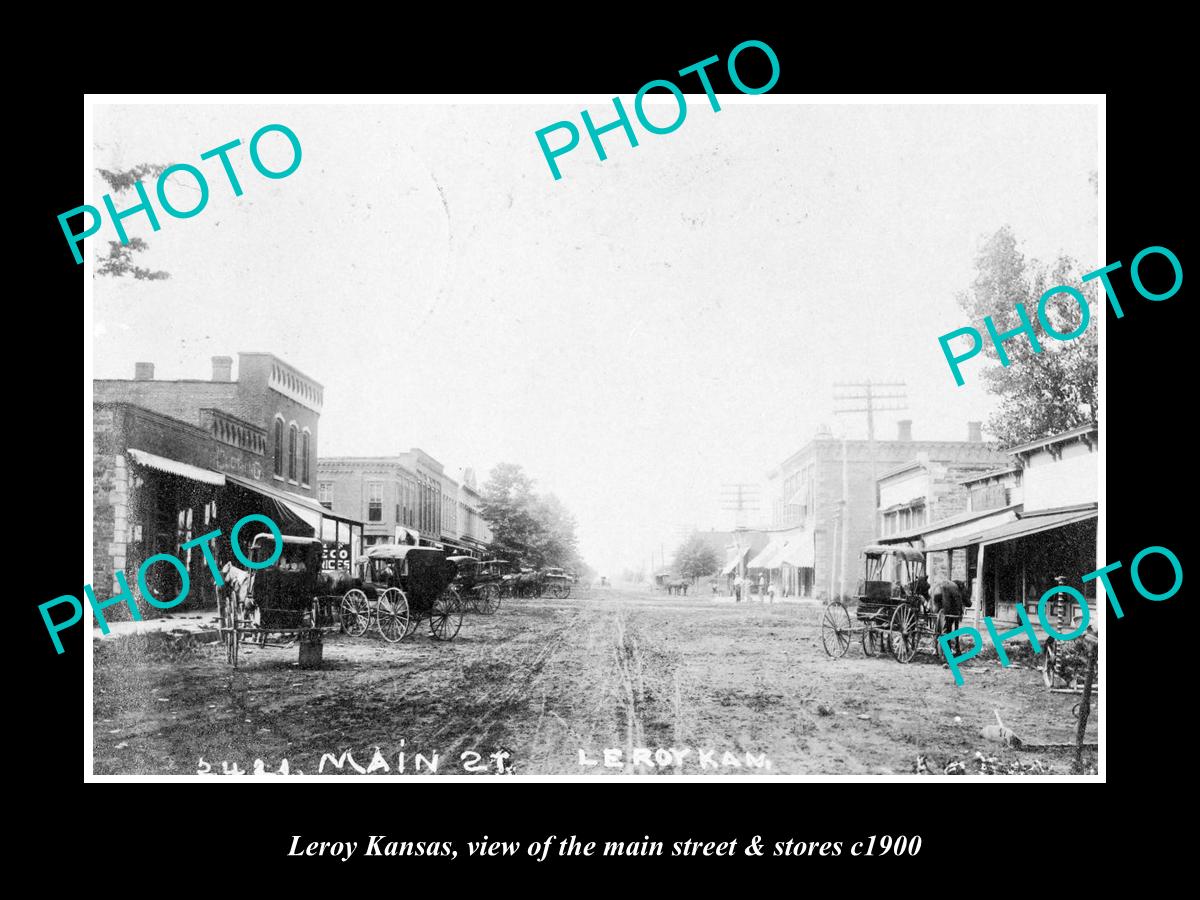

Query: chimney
[968,421,982,442]
[897,419,913,442]
[134,362,154,381]
[212,356,233,382]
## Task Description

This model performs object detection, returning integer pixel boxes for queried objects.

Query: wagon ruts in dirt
[219,534,345,668]
[446,555,506,615]
[820,546,960,663]
[338,543,464,644]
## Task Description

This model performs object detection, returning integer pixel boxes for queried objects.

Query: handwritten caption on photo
[937,244,1182,386]
[59,124,302,264]
[940,543,1182,685]
[42,514,283,654]
[284,833,921,861]
[534,39,780,181]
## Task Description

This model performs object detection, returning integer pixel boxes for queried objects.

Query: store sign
[322,541,351,572]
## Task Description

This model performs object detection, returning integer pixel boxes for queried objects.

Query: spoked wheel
[376,588,411,644]
[547,582,570,600]
[429,587,464,641]
[477,583,500,615]
[889,604,921,663]
[861,622,885,656]
[820,601,853,658]
[1042,638,1059,687]
[340,589,370,636]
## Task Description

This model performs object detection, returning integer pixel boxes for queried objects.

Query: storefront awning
[748,538,785,569]
[721,546,750,575]
[780,530,815,568]
[223,474,318,536]
[127,448,225,485]
[924,506,1097,553]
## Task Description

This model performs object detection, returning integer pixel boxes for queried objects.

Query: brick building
[766,420,1006,600]
[318,451,492,556]
[92,354,361,614]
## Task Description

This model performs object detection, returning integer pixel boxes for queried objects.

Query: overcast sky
[90,100,1098,577]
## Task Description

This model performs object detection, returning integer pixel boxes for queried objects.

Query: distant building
[767,420,1005,599]
[318,451,491,556]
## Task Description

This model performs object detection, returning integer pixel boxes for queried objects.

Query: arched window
[301,429,311,484]
[288,423,298,481]
[273,417,284,476]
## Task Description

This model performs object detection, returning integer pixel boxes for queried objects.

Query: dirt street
[93,588,1097,776]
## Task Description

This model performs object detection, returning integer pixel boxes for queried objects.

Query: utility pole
[833,381,907,601]
[720,483,761,592]
[834,380,907,509]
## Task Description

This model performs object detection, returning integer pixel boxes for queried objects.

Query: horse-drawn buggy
[219,534,343,667]
[447,555,503,614]
[540,567,574,599]
[820,546,956,663]
[340,544,464,643]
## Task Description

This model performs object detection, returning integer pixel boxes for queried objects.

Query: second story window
[368,483,383,522]
[273,417,284,477]
[287,424,298,481]
[318,482,333,509]
[301,430,311,484]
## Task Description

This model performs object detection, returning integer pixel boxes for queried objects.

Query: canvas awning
[779,530,815,568]
[747,537,785,570]
[127,448,225,486]
[923,506,1097,553]
[721,546,750,575]
[223,474,320,536]
[396,526,421,544]
[787,484,810,507]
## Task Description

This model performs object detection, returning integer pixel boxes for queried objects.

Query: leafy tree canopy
[480,463,584,571]
[956,226,1097,447]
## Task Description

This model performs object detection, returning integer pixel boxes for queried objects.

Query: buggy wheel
[890,604,920,663]
[376,588,411,644]
[340,589,370,637]
[478,584,500,615]
[861,623,884,656]
[820,602,853,658]
[1042,639,1059,687]
[429,588,464,641]
[547,581,570,600]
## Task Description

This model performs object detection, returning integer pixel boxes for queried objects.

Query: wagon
[540,567,573,599]
[447,555,503,615]
[340,544,464,642]
[820,546,955,663]
[219,534,342,668]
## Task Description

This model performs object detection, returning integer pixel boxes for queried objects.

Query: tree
[479,463,585,570]
[673,533,721,582]
[94,165,171,280]
[956,226,1097,447]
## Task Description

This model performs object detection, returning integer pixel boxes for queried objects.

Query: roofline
[959,465,1022,485]
[1005,422,1097,456]
[238,352,325,390]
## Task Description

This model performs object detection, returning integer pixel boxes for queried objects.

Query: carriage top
[363,543,442,561]
[249,533,324,551]
[861,545,925,562]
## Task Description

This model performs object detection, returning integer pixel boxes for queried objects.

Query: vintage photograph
[87,98,1100,777]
